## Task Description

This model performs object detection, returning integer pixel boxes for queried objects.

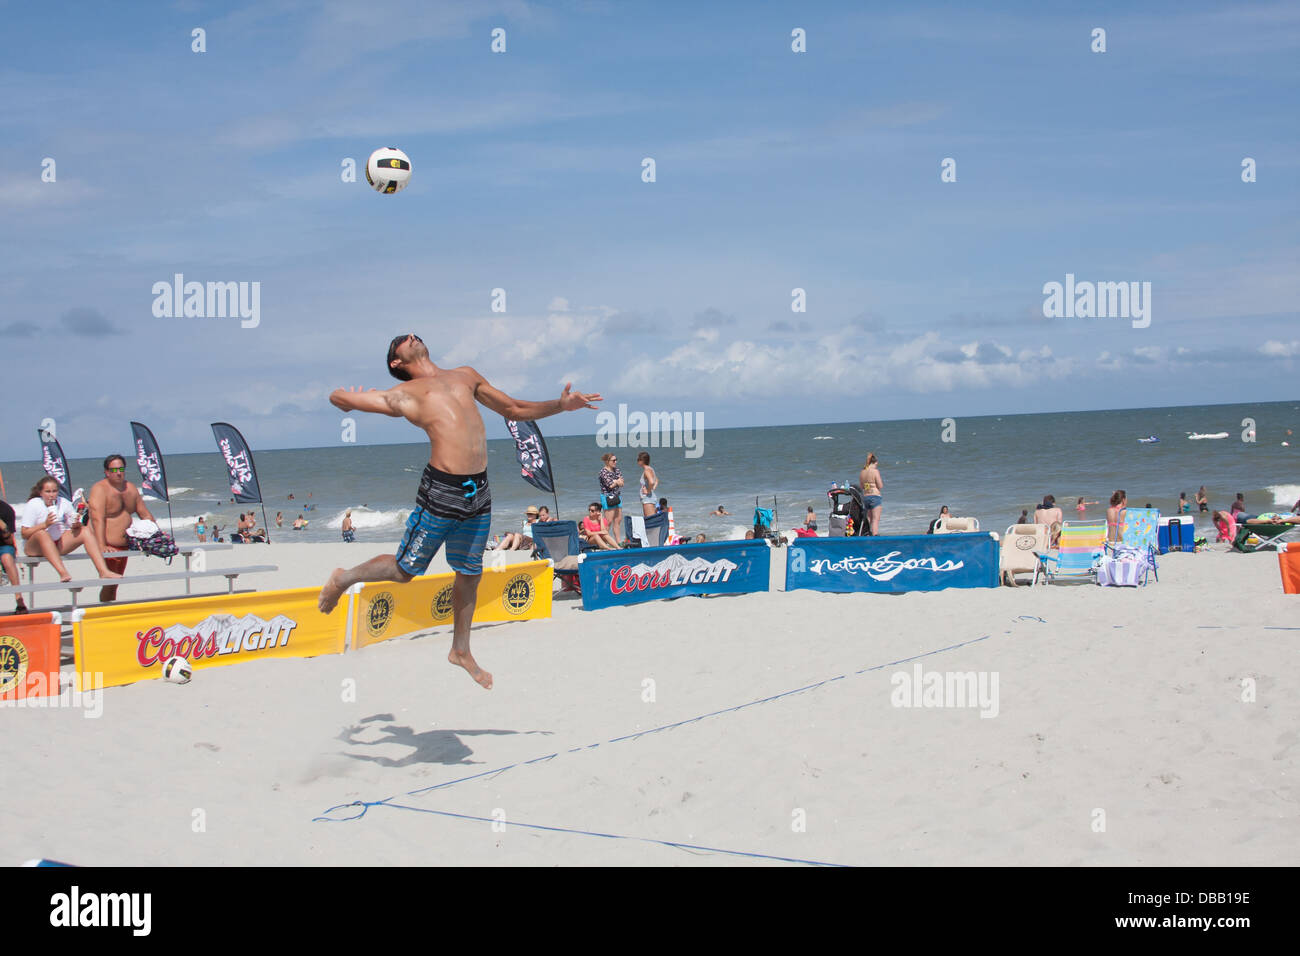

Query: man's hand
[330,386,377,411]
[560,383,602,412]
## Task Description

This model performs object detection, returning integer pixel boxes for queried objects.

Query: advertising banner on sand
[73,587,347,689]
[353,560,553,649]
[786,533,999,594]
[578,540,771,610]
[0,612,61,700]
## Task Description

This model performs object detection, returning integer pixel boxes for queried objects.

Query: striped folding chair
[1034,521,1107,585]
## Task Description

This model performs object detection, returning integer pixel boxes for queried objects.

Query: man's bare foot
[98,570,122,579]
[448,648,493,689]
[58,572,73,583]
[318,568,347,613]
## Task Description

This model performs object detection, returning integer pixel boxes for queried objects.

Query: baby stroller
[753,495,782,545]
[827,485,871,537]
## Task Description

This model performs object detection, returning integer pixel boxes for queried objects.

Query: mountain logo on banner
[609,552,739,593]
[135,614,301,667]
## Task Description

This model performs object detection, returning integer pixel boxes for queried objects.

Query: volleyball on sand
[161,657,193,684]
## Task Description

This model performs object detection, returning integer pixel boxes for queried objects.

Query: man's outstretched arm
[329,386,410,417]
[468,369,602,420]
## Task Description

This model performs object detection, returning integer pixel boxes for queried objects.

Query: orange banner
[73,587,348,689]
[0,611,61,700]
[354,560,553,649]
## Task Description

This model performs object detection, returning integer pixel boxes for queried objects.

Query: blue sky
[1,0,1297,456]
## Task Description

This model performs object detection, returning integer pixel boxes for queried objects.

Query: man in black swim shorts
[317,333,601,689]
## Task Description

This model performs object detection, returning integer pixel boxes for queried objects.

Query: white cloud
[1260,340,1300,357]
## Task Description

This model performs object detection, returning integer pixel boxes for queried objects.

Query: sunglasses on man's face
[108,467,125,473]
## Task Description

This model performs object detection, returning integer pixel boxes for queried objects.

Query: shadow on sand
[338,713,551,768]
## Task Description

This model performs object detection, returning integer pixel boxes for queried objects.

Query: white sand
[2,540,1297,866]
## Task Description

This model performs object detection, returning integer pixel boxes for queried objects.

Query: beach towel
[1098,548,1149,587]
[1120,508,1159,551]
[628,515,648,547]
[1279,544,1300,594]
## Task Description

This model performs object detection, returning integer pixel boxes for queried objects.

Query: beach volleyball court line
[362,802,852,867]
[315,630,1004,862]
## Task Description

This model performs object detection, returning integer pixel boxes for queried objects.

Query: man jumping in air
[317,333,602,689]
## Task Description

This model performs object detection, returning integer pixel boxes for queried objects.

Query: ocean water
[4,400,1297,547]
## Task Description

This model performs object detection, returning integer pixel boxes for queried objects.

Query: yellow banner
[74,587,348,689]
[353,560,553,649]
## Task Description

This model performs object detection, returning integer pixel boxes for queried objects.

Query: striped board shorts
[395,464,492,576]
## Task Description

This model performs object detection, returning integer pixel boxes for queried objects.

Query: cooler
[1158,515,1195,553]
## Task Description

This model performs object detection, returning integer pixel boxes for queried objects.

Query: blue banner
[578,540,771,610]
[786,533,999,593]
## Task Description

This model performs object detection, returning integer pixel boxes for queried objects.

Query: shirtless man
[88,454,155,602]
[317,333,601,689]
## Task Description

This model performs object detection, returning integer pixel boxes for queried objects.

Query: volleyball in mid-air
[162,657,193,684]
[366,147,412,194]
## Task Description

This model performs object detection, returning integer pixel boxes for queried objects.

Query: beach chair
[1111,506,1159,582]
[530,520,584,595]
[1034,521,1106,585]
[1233,518,1300,553]
[934,516,980,534]
[623,511,669,548]
[1001,524,1049,586]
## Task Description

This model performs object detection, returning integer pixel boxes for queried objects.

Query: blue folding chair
[531,520,584,594]
[623,511,669,548]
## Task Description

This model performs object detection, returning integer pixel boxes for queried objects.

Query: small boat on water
[1138,436,1159,443]
[1188,432,1230,440]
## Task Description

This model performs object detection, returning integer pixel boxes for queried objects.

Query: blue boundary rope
[374,803,851,866]
[315,630,1012,863]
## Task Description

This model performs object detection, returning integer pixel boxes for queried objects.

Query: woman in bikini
[857,453,883,535]
[637,452,658,518]
[1107,490,1127,543]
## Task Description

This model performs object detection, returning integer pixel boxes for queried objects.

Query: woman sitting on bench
[18,476,120,584]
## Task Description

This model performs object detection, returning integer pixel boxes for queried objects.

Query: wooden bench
[14,544,235,602]
[0,565,278,611]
